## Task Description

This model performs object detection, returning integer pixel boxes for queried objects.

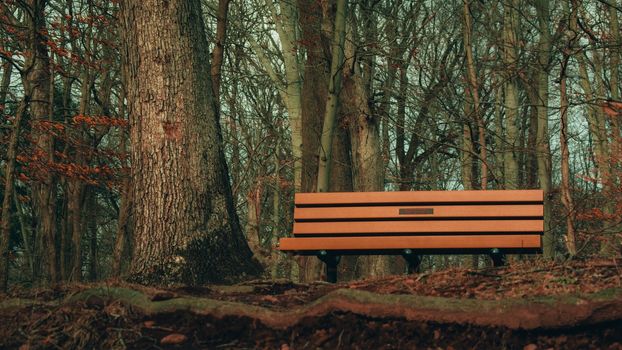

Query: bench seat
[279,190,544,282]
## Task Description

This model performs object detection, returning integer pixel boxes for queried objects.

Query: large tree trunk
[120,0,262,285]
[23,0,58,285]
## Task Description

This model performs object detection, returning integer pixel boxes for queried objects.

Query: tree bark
[463,0,486,190]
[502,0,520,190]
[67,68,92,282]
[534,0,554,258]
[316,0,348,193]
[112,177,132,277]
[342,18,387,277]
[298,0,353,282]
[120,0,262,285]
[210,0,230,111]
[608,2,621,101]
[23,0,57,285]
[0,60,11,110]
[560,50,576,256]
[86,189,98,281]
[0,96,28,291]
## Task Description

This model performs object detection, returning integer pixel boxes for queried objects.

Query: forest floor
[1,258,622,349]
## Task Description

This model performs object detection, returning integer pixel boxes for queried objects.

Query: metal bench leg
[490,248,506,267]
[402,249,421,274]
[318,251,341,283]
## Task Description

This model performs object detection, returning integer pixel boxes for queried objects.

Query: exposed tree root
[3,286,621,331]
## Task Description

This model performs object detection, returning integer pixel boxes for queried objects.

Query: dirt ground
[1,258,621,349]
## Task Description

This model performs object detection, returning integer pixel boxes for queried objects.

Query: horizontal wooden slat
[295,190,543,206]
[293,220,543,235]
[294,205,543,220]
[279,235,542,251]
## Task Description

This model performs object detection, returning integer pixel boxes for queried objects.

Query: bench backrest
[293,190,543,239]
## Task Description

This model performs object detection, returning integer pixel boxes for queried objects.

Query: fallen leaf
[144,320,156,328]
[523,344,538,350]
[160,333,187,345]
[261,295,278,303]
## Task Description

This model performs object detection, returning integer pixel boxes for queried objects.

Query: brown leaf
[160,333,187,345]
[523,344,538,350]
[143,320,156,328]
[261,295,279,303]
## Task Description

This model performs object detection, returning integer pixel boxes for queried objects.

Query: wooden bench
[279,190,544,282]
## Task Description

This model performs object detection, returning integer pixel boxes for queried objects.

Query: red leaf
[160,333,187,345]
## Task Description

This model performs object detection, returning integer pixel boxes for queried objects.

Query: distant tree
[120,0,262,284]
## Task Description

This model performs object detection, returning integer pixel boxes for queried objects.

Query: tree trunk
[120,0,262,285]
[13,188,34,280]
[502,0,520,190]
[112,82,132,277]
[210,0,230,111]
[534,0,554,258]
[608,3,621,101]
[297,0,355,282]
[560,50,576,256]
[270,145,281,278]
[0,60,11,109]
[86,189,98,281]
[341,7,388,278]
[316,0,348,193]
[245,183,266,264]
[112,177,132,277]
[493,83,505,184]
[67,69,92,282]
[463,0,486,190]
[0,96,28,291]
[23,0,57,285]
